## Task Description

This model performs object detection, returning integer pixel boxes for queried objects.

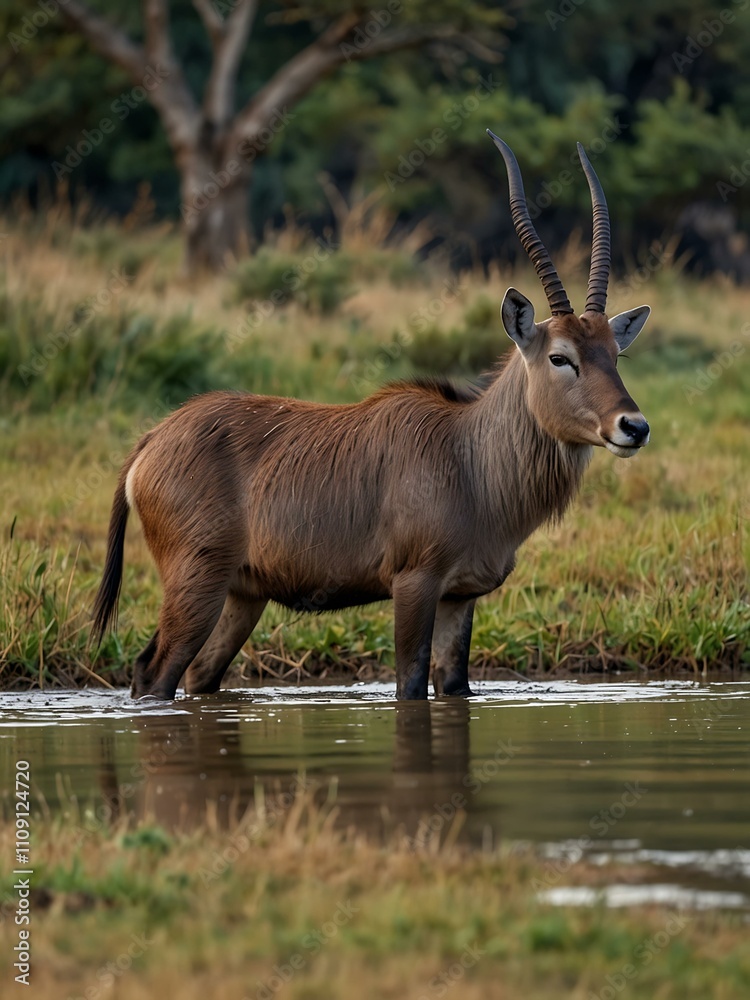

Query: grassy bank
[1,804,749,999]
[0,207,748,689]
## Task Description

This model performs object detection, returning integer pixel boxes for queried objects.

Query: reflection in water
[390,700,471,843]
[97,733,123,825]
[1,680,750,898]
[134,713,249,828]
[120,698,475,839]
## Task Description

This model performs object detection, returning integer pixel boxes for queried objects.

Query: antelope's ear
[609,305,651,353]
[501,288,537,350]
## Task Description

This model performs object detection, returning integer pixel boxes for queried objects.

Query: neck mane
[463,350,592,543]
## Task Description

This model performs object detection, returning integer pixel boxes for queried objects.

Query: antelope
[92,131,651,701]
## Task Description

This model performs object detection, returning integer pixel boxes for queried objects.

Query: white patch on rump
[124,457,142,510]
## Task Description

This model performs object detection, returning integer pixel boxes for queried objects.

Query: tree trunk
[181,153,252,274]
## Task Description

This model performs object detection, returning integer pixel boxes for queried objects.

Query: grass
[0,801,748,999]
[0,205,748,689]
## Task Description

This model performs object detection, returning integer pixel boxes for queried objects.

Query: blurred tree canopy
[1,0,748,273]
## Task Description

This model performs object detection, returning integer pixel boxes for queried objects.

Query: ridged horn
[577,142,610,314]
[487,129,573,316]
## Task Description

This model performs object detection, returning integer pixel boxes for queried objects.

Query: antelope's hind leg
[131,571,232,700]
[184,594,267,694]
[130,630,160,697]
[431,599,476,697]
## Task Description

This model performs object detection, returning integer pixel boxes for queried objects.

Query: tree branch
[203,0,260,128]
[228,16,474,153]
[141,0,201,158]
[343,24,462,62]
[142,0,179,74]
[61,0,200,160]
[449,31,504,64]
[61,0,149,83]
[226,12,360,148]
[192,0,224,45]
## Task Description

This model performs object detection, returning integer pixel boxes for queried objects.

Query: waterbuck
[93,131,651,701]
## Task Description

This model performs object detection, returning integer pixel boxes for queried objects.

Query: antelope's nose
[618,415,650,446]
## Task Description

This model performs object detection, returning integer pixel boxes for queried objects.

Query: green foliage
[0,292,221,410]
[121,827,173,855]
[627,79,750,206]
[527,914,572,952]
[0,289,350,415]
[69,225,169,279]
[403,294,505,374]
[231,247,354,315]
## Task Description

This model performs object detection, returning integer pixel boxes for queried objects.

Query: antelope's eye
[549,355,571,368]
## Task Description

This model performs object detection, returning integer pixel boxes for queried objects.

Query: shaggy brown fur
[92,314,647,701]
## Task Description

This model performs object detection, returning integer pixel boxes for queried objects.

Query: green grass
[0,806,748,999]
[0,215,748,688]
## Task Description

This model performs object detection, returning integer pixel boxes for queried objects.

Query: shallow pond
[1,678,749,910]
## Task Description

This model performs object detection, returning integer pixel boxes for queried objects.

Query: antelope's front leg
[392,570,441,700]
[432,598,476,697]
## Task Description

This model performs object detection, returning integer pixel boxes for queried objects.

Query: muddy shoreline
[1,651,746,692]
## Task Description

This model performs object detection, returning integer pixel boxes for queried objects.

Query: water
[1,678,748,909]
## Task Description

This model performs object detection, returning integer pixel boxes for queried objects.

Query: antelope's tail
[90,460,134,646]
